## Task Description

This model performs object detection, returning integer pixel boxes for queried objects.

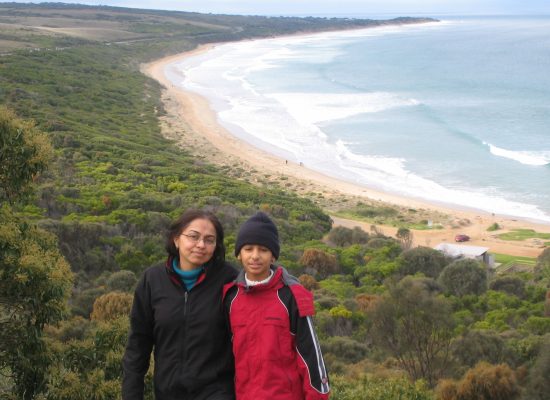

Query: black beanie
[235,212,280,259]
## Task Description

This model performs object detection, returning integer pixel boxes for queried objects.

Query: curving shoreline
[142,44,550,258]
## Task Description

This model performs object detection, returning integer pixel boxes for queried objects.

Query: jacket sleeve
[289,285,330,400]
[122,273,154,400]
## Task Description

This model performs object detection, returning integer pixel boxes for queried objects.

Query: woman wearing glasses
[122,209,238,400]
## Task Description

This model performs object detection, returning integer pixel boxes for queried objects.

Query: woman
[123,209,238,400]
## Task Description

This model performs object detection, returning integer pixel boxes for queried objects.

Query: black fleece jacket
[122,258,238,400]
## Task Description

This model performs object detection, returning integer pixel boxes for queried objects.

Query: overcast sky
[4,1,550,17]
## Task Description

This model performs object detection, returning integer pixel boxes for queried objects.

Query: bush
[106,270,138,292]
[331,375,433,400]
[439,259,487,297]
[327,226,369,247]
[451,330,508,370]
[524,334,550,400]
[321,336,368,363]
[455,362,519,400]
[90,291,133,321]
[489,276,526,298]
[299,248,339,279]
[398,246,448,279]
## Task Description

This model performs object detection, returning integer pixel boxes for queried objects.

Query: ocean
[166,16,550,223]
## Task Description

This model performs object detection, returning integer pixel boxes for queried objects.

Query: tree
[369,276,455,386]
[0,106,52,203]
[0,108,73,399]
[439,259,488,297]
[299,248,339,279]
[396,227,413,250]
[0,207,73,399]
[398,246,448,278]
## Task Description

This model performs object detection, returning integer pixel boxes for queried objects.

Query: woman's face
[173,218,217,270]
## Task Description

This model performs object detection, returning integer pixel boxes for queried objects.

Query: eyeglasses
[180,232,216,246]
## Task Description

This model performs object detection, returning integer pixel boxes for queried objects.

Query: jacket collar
[236,265,283,292]
[166,255,215,288]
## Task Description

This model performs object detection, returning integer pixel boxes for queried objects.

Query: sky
[3,0,550,17]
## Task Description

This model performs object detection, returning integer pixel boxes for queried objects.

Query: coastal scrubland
[1,4,549,399]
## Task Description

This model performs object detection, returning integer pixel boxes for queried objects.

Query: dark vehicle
[455,234,470,242]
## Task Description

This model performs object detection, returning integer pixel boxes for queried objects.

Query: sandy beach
[142,44,550,259]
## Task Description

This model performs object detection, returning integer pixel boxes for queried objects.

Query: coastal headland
[142,43,550,259]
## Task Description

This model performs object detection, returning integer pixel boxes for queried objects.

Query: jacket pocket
[261,316,293,362]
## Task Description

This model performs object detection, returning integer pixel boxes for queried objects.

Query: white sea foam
[268,92,419,125]
[485,142,550,166]
[332,141,550,223]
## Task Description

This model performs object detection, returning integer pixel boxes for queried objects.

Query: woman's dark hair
[165,209,226,265]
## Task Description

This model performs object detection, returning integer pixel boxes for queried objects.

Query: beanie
[235,212,280,259]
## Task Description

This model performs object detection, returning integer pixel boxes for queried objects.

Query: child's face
[238,244,275,281]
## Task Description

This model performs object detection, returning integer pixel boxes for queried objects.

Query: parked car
[455,234,470,242]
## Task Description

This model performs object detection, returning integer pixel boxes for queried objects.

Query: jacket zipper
[183,291,189,317]
[181,290,189,367]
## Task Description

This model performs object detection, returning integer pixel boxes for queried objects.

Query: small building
[434,243,495,267]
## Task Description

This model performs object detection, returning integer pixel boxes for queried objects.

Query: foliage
[90,291,133,321]
[0,109,73,399]
[106,270,138,292]
[486,222,500,231]
[435,361,520,400]
[327,226,369,247]
[369,277,455,386]
[338,244,368,274]
[0,106,52,203]
[396,227,413,250]
[497,229,550,241]
[298,274,319,291]
[300,248,339,279]
[523,334,550,400]
[439,259,488,297]
[0,206,74,398]
[489,276,526,299]
[321,336,369,364]
[398,246,448,279]
[330,375,433,400]
[451,330,509,371]
[534,247,550,285]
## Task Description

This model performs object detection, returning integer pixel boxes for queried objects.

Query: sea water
[166,16,550,223]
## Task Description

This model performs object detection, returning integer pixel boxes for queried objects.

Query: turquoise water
[168,16,550,223]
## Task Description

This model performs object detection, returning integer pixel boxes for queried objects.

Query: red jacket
[223,267,330,400]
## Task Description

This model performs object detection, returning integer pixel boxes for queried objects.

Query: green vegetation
[1,4,548,400]
[334,203,447,230]
[498,229,550,241]
[487,222,500,231]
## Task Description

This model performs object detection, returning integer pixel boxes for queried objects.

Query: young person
[223,212,330,400]
[123,209,238,400]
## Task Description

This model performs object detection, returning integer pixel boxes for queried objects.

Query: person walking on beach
[122,209,238,400]
[223,212,330,400]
